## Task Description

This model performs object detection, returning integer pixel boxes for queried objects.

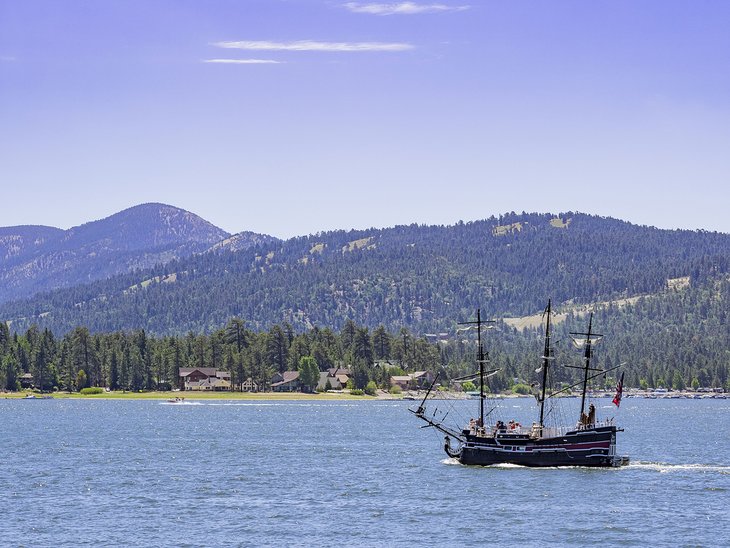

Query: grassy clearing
[492,222,522,236]
[503,294,646,330]
[342,237,373,252]
[549,217,572,228]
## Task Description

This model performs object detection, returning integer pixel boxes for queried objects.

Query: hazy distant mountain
[3,211,729,335]
[0,225,64,261]
[0,203,232,303]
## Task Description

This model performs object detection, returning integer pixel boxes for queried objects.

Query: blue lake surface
[1,397,728,547]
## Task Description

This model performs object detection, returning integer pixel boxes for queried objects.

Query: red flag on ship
[612,372,625,408]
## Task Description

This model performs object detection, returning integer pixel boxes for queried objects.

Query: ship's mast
[459,309,494,426]
[538,299,552,427]
[477,309,485,426]
[569,313,603,418]
[580,314,593,416]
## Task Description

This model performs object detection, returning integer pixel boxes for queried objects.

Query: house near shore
[241,377,259,392]
[390,371,435,390]
[317,372,341,391]
[270,366,351,393]
[179,368,231,391]
[317,367,351,391]
[19,372,34,389]
[390,375,412,390]
[271,371,300,392]
[325,367,351,389]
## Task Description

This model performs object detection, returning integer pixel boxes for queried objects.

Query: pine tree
[109,350,120,390]
[372,326,391,361]
[353,327,373,366]
[266,325,289,373]
[3,353,19,391]
[225,318,248,353]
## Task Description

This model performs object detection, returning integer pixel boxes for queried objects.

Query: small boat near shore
[412,301,629,467]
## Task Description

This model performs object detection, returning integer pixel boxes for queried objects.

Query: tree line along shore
[2,296,729,398]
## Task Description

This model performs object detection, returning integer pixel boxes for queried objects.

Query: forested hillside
[2,276,727,394]
[506,277,730,392]
[2,212,728,337]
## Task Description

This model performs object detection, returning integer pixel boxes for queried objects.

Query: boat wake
[159,401,203,406]
[627,461,730,474]
[439,460,597,470]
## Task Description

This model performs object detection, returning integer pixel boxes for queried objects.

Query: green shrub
[364,381,377,396]
[389,385,402,395]
[350,389,364,396]
[462,381,476,392]
[511,383,532,395]
[80,387,104,395]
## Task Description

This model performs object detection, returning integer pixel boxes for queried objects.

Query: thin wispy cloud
[213,40,414,52]
[343,2,469,15]
[203,59,283,64]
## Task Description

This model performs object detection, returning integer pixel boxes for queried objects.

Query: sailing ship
[412,301,629,467]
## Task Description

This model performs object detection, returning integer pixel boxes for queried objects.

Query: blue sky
[1,1,729,237]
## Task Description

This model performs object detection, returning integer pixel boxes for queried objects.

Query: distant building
[390,371,435,390]
[424,333,450,344]
[410,371,435,389]
[317,367,352,391]
[271,371,301,392]
[317,372,340,391]
[179,368,231,391]
[19,372,34,389]
[390,375,412,390]
[241,377,259,392]
[326,367,351,388]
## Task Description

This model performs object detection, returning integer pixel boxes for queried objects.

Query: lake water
[0,397,728,547]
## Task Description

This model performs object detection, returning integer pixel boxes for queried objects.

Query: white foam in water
[628,461,730,474]
[437,459,729,473]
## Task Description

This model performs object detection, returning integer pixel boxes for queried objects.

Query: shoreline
[2,390,529,401]
[4,389,726,401]
[3,390,372,401]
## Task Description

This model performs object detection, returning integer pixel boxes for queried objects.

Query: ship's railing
[525,418,616,438]
[576,418,615,431]
[476,417,616,438]
[532,424,570,438]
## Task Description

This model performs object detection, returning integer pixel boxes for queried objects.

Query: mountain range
[0,203,275,304]
[1,205,729,336]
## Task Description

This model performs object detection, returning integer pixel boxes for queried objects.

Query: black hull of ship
[452,425,626,468]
